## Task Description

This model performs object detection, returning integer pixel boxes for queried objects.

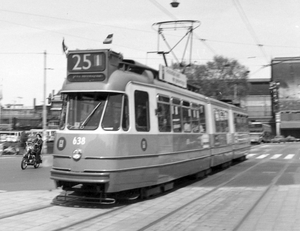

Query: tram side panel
[153,85,212,182]
[207,102,234,167]
[127,83,212,186]
[232,109,251,159]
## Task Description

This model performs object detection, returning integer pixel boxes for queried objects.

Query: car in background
[286,136,300,142]
[271,135,287,143]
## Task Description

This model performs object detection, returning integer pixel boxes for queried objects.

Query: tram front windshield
[59,92,125,131]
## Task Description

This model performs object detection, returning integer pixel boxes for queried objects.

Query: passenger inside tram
[136,106,147,131]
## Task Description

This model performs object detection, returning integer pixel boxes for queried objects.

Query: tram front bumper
[50,169,110,184]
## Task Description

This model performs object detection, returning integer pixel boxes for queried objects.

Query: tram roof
[61,49,246,112]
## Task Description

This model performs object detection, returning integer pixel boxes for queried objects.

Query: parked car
[286,136,300,142]
[271,135,287,143]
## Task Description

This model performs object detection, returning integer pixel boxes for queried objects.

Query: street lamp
[170,0,180,7]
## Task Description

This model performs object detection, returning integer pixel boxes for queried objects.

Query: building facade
[242,78,272,123]
[271,57,300,137]
[0,94,62,131]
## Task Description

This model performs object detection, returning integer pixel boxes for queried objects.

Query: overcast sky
[1,0,300,106]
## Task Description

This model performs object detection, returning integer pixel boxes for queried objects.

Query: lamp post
[42,51,53,154]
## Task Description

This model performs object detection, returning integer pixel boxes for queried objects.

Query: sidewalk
[0,189,62,220]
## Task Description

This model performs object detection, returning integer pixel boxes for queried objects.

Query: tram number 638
[73,137,86,145]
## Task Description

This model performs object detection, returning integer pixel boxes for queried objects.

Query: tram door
[126,82,158,152]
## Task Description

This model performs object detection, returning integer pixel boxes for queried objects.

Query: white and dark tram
[50,49,250,202]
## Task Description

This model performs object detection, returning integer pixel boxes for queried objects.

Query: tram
[50,49,250,202]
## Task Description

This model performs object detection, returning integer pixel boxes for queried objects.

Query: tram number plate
[73,137,86,145]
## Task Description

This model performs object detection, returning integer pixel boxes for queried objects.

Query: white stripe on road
[247,154,258,158]
[256,154,269,159]
[284,154,294,159]
[270,154,282,159]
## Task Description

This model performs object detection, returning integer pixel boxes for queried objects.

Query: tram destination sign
[158,65,187,88]
[67,73,106,82]
[67,52,106,82]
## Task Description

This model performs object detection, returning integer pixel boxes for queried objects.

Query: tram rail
[0,153,295,230]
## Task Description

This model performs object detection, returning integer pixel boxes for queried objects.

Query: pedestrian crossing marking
[247,154,258,158]
[257,154,269,159]
[284,154,294,159]
[247,153,298,160]
[270,154,282,159]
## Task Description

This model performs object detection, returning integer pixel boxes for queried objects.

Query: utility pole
[42,51,47,154]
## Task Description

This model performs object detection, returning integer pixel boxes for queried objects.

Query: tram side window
[102,94,123,131]
[243,116,249,132]
[135,91,150,132]
[191,104,200,133]
[199,105,206,132]
[214,109,229,132]
[122,95,129,131]
[182,101,191,133]
[234,113,248,132]
[157,95,171,132]
[59,94,67,130]
[172,98,182,132]
[234,113,240,132]
[191,104,206,133]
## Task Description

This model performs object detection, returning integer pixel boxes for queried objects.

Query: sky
[0,0,300,106]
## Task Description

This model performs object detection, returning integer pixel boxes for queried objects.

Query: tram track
[134,159,266,230]
[0,159,252,230]
[0,204,53,220]
[232,160,291,231]
[135,156,292,230]
[0,158,267,230]
[52,205,128,231]
[32,158,262,230]
[0,194,129,230]
[1,146,294,230]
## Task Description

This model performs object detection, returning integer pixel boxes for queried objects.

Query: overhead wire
[232,0,269,63]
[1,7,298,58]
[148,0,177,20]
[0,18,146,53]
[0,8,153,34]
[1,4,298,70]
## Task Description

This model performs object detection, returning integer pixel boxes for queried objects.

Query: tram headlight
[72,149,82,161]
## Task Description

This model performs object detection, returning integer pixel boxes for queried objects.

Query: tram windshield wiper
[80,102,102,129]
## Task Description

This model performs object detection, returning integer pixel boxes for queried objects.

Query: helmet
[36,133,42,139]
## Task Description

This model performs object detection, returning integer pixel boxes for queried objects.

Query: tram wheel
[21,159,27,170]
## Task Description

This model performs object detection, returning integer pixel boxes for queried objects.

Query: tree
[184,56,250,101]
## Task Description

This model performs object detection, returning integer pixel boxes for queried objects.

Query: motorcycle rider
[33,133,43,163]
